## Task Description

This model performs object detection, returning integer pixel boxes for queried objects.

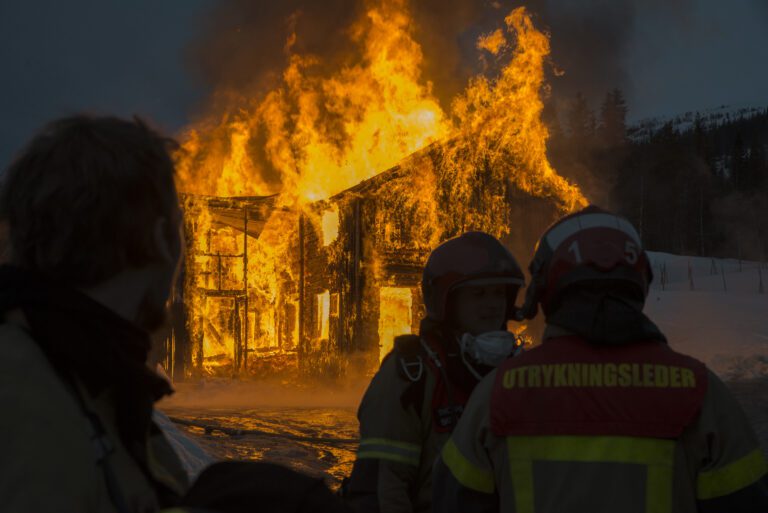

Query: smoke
[186,0,361,113]
[500,0,695,113]
[185,0,694,122]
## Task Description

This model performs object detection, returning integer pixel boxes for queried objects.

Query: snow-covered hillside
[645,251,768,377]
[629,104,767,142]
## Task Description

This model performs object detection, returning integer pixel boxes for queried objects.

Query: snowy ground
[645,252,768,377]
[160,252,768,486]
[645,252,768,454]
[158,381,365,487]
[161,405,358,486]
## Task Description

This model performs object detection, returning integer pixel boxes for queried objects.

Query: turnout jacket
[0,266,352,513]
[0,320,189,513]
[433,333,768,513]
[0,266,189,513]
[346,327,487,513]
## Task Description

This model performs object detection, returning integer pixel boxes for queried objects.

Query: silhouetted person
[0,115,349,513]
[0,116,188,512]
[345,232,526,513]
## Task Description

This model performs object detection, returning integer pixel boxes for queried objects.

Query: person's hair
[0,115,180,287]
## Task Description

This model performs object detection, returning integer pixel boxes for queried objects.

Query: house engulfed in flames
[165,146,565,381]
[162,6,587,381]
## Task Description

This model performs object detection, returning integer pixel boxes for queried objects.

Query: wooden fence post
[688,260,694,291]
[721,263,727,292]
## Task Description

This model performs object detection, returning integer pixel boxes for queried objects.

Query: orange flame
[450,8,585,213]
[179,0,449,205]
[175,3,586,375]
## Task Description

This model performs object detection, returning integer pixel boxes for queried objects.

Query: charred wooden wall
[174,156,563,381]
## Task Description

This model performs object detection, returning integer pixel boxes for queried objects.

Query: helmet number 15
[625,241,639,264]
[568,240,583,263]
[568,240,639,265]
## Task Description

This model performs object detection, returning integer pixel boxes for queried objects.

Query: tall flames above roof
[175,2,586,211]
[172,2,588,377]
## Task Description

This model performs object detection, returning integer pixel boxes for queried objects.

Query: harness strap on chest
[393,333,467,432]
[421,337,464,431]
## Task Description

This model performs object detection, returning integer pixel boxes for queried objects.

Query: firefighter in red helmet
[344,232,526,513]
[433,206,768,513]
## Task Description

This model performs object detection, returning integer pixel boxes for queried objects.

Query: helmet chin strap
[517,288,539,320]
[518,257,546,321]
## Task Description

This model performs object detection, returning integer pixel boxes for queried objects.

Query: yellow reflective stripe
[506,436,675,513]
[508,458,534,513]
[359,437,421,452]
[697,447,768,500]
[442,438,495,494]
[357,437,421,466]
[357,450,419,466]
[507,435,674,463]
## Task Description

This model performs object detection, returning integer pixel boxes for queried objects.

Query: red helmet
[421,231,525,323]
[519,206,652,319]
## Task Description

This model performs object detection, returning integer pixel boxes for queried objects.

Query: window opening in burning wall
[378,287,413,361]
[317,290,331,342]
[322,208,339,246]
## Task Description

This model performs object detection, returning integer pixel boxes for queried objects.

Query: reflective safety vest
[435,335,768,513]
[491,336,708,438]
[489,336,709,513]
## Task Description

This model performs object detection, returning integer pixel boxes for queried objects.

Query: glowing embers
[378,287,413,361]
[322,208,340,246]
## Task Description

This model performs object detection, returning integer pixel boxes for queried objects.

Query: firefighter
[433,206,768,513]
[0,116,349,513]
[0,116,191,512]
[344,231,526,513]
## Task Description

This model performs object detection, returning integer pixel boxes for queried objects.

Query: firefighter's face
[137,211,184,333]
[450,283,507,336]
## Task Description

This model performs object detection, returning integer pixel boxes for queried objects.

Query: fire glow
[172,3,587,379]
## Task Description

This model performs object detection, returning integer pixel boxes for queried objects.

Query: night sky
[1,0,767,167]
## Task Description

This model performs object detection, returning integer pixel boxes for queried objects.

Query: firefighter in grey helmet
[344,231,526,513]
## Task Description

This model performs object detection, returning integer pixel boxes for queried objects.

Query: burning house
[166,145,571,381]
[164,6,587,381]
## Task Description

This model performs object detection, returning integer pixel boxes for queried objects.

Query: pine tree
[599,88,628,148]
[731,133,747,190]
[567,92,594,142]
[746,138,766,190]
